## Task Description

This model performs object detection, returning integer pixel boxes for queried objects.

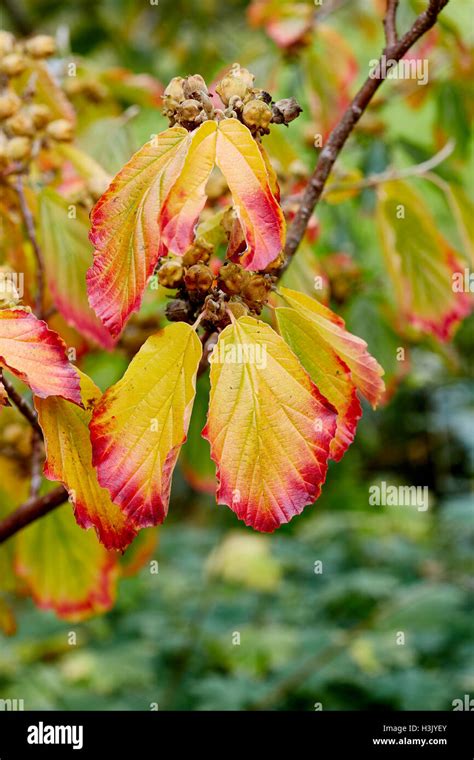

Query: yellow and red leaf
[279,288,385,408]
[0,309,81,405]
[90,323,202,527]
[35,371,137,551]
[202,316,337,532]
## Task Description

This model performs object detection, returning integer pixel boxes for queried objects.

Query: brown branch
[0,486,68,544]
[282,0,450,268]
[383,0,399,46]
[0,370,42,436]
[13,174,46,319]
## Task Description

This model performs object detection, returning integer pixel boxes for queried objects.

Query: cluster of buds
[0,31,74,170]
[162,64,302,136]
[162,74,215,128]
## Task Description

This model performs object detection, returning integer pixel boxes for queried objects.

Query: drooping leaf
[215,119,285,270]
[159,121,218,254]
[376,181,472,340]
[202,316,337,532]
[277,307,362,461]
[87,127,191,338]
[15,495,118,621]
[39,189,116,349]
[35,371,137,551]
[0,309,81,405]
[278,287,385,408]
[90,323,202,527]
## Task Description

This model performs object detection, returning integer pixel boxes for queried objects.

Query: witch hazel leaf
[35,371,137,551]
[39,189,116,349]
[202,316,337,532]
[279,287,385,408]
[15,501,117,622]
[277,307,362,462]
[90,322,202,527]
[159,120,218,254]
[215,119,286,270]
[376,180,472,341]
[0,309,81,405]
[87,126,191,339]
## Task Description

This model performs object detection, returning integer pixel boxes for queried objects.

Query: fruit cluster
[0,31,74,170]
[162,63,302,136]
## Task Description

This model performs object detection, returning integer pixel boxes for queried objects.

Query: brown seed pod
[46,119,74,142]
[242,273,272,307]
[182,240,213,267]
[6,136,31,162]
[216,64,254,106]
[165,298,192,322]
[0,53,27,78]
[218,262,250,295]
[5,111,35,137]
[271,97,302,125]
[184,264,214,294]
[158,260,185,289]
[177,98,202,122]
[242,99,272,131]
[163,77,186,102]
[0,90,21,121]
[25,35,56,58]
[183,74,207,99]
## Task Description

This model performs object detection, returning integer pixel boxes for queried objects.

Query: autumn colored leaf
[0,309,81,405]
[87,127,191,338]
[215,119,285,270]
[39,189,116,349]
[15,498,117,622]
[90,323,202,527]
[376,181,472,341]
[277,307,362,461]
[202,316,337,532]
[35,371,137,551]
[278,288,385,408]
[159,121,217,255]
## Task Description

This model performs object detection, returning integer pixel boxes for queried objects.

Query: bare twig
[282,0,450,269]
[0,486,68,544]
[0,370,42,437]
[13,174,46,318]
[384,0,400,46]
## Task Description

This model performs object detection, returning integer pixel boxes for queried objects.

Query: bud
[0,31,15,58]
[177,98,201,122]
[183,74,207,99]
[29,103,52,129]
[163,77,186,102]
[158,260,185,288]
[182,239,213,267]
[242,99,272,130]
[165,298,191,322]
[242,274,272,307]
[218,262,250,295]
[184,264,214,294]
[216,64,254,106]
[46,119,74,141]
[25,35,56,58]
[0,53,27,78]
[6,136,31,161]
[0,90,21,120]
[6,111,34,136]
[271,98,302,125]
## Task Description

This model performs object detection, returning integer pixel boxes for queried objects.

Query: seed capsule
[178,98,201,122]
[184,264,214,294]
[0,90,21,120]
[0,54,27,78]
[242,274,272,307]
[6,111,34,136]
[216,64,254,106]
[158,260,185,289]
[182,240,212,267]
[271,97,303,125]
[29,103,52,129]
[25,35,56,58]
[163,77,186,102]
[165,298,191,322]
[183,74,207,99]
[6,136,31,161]
[46,119,74,141]
[242,99,272,131]
[218,262,250,295]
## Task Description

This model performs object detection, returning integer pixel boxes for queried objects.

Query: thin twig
[281,0,450,271]
[383,0,400,46]
[0,370,43,437]
[0,486,68,544]
[13,174,46,318]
